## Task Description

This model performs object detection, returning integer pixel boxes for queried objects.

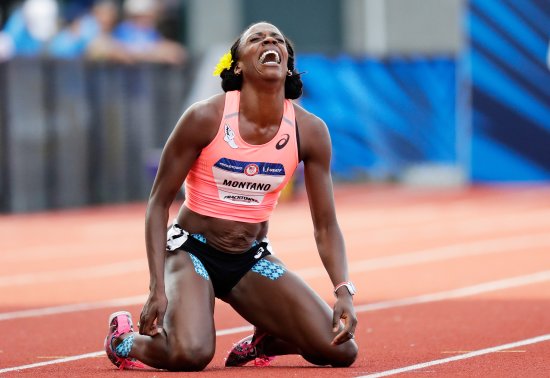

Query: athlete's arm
[297,108,357,346]
[139,96,221,336]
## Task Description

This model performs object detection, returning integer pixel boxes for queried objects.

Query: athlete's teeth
[260,50,280,64]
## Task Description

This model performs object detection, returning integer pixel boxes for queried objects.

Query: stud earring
[287,70,293,76]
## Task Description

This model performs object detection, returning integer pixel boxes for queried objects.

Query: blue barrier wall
[298,55,457,181]
[468,0,550,182]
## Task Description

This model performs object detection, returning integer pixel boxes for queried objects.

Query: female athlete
[104,21,358,371]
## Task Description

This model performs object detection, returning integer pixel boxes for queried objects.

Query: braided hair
[219,29,303,100]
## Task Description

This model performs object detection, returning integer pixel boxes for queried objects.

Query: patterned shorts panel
[251,259,286,280]
[188,253,210,280]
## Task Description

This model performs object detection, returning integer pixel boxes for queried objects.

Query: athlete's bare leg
[223,255,358,367]
[122,252,216,371]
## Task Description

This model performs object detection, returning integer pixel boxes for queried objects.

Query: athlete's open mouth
[259,50,281,65]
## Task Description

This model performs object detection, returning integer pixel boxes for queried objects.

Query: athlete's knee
[329,341,358,367]
[166,337,214,371]
[303,340,358,367]
[167,346,213,371]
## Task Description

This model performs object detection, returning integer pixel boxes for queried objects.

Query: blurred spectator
[113,0,186,65]
[0,0,187,65]
[85,0,134,63]
[48,3,93,58]
[2,0,59,56]
[0,32,14,61]
[0,8,10,61]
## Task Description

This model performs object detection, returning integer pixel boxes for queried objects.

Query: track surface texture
[1,184,549,377]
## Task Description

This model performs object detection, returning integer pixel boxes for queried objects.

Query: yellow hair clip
[212,51,233,76]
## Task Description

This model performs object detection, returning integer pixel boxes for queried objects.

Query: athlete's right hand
[139,290,167,337]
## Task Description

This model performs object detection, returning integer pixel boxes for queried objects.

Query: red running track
[0,184,549,377]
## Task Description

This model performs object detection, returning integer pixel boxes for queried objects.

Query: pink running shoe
[225,329,275,367]
[104,311,146,370]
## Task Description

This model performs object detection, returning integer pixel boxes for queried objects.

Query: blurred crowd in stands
[0,0,187,64]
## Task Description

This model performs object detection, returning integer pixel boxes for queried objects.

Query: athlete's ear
[234,64,242,76]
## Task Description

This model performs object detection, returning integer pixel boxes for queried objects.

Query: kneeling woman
[104,21,358,371]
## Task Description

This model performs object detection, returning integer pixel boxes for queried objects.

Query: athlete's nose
[262,36,278,46]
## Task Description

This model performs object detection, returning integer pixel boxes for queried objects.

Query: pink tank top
[184,91,299,223]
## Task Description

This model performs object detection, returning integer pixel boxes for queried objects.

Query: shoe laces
[118,358,147,370]
[231,334,274,366]
[253,356,275,367]
[231,338,257,356]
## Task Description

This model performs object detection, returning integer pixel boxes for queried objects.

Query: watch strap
[334,281,356,297]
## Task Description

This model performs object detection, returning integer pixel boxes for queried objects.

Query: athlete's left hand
[331,295,357,345]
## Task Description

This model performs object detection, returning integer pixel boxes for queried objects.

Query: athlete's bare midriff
[176,205,268,253]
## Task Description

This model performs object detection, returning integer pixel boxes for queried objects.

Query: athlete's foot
[104,311,147,370]
[225,328,276,367]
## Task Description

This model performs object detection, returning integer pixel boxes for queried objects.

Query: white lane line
[0,352,105,374]
[354,270,550,312]
[0,295,146,321]
[3,232,550,287]
[0,260,146,287]
[299,233,550,278]
[1,262,550,323]
[0,270,548,373]
[356,334,550,378]
[0,325,254,374]
[3,204,548,263]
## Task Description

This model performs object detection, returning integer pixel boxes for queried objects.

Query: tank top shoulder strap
[282,98,295,127]
[284,101,302,161]
[223,91,240,120]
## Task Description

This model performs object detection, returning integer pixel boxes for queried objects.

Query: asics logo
[275,134,290,150]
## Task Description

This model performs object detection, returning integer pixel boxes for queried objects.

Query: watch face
[334,282,357,297]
